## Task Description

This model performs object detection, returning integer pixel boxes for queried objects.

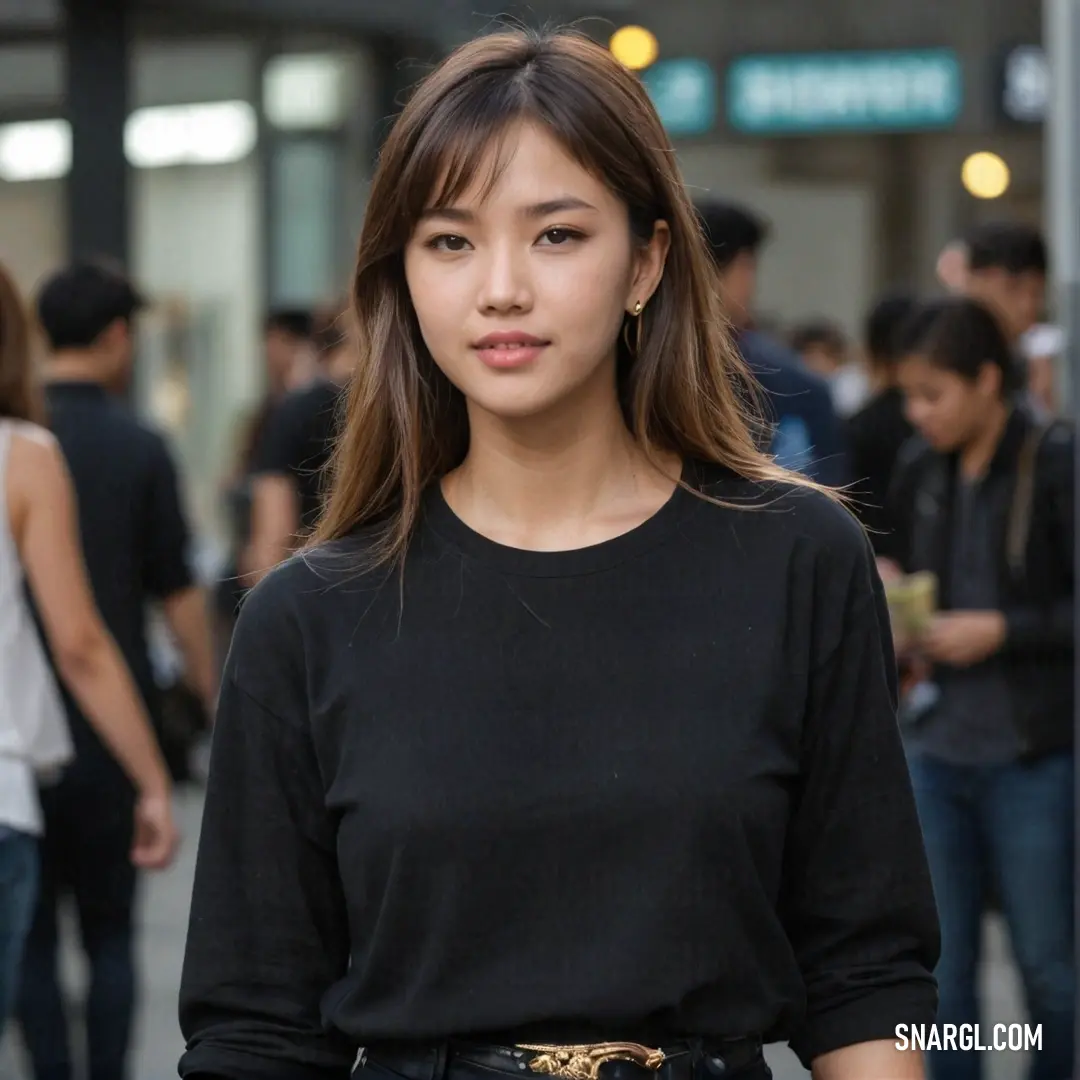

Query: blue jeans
[0,827,39,1033]
[907,752,1075,1080]
[18,776,137,1080]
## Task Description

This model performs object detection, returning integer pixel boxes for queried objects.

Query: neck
[958,400,1010,480]
[444,370,680,549]
[46,351,107,385]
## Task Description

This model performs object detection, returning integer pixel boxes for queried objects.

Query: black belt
[363,1036,766,1080]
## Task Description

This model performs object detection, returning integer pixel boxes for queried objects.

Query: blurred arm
[11,432,172,802]
[162,586,217,713]
[812,1041,924,1079]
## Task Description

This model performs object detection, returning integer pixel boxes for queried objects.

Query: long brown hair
[0,261,43,425]
[312,27,829,565]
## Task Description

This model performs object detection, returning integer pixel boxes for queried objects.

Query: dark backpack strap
[1006,420,1053,580]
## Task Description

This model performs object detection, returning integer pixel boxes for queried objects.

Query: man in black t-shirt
[18,262,216,1080]
[244,305,351,583]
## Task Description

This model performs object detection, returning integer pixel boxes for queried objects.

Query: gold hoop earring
[622,302,645,357]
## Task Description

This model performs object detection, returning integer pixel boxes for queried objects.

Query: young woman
[0,262,177,1030]
[890,297,1074,1080]
[179,29,940,1080]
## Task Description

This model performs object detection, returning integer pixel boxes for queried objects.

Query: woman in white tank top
[0,262,178,1033]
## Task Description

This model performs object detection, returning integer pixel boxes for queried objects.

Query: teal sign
[726,49,963,134]
[642,59,717,136]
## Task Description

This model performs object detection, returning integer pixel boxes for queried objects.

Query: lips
[472,331,550,369]
[473,332,549,349]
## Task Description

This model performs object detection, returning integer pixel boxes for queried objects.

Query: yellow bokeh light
[961,151,1011,199]
[609,25,658,71]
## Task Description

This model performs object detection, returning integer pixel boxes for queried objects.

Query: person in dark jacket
[887,295,1074,1080]
[696,200,849,487]
[847,292,918,552]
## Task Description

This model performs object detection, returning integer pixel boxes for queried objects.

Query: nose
[476,241,533,314]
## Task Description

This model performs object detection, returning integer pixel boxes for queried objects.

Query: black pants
[362,1040,772,1080]
[17,773,138,1080]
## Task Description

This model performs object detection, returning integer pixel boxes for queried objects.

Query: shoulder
[741,332,830,395]
[259,383,330,445]
[1037,417,1074,458]
[281,379,343,420]
[227,553,318,703]
[739,329,798,370]
[129,411,175,455]
[7,419,58,456]
[4,423,73,528]
[7,421,66,482]
[692,463,871,569]
[229,532,390,690]
[117,422,180,494]
[1032,418,1074,490]
[86,399,174,461]
[689,466,881,653]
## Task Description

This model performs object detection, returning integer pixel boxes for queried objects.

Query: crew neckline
[421,460,702,578]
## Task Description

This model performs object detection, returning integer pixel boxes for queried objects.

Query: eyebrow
[418,196,599,224]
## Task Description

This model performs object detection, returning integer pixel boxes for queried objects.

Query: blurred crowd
[0,195,1073,1080]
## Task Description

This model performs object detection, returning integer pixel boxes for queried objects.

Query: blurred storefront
[0,13,384,548]
[0,0,1050,545]
[627,0,1045,337]
[0,0,618,550]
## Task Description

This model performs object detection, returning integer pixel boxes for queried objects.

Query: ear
[625,220,671,314]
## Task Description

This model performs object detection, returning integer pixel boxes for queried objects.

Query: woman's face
[404,121,668,422]
[897,353,1001,453]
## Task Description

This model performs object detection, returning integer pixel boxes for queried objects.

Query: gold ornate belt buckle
[514,1042,666,1080]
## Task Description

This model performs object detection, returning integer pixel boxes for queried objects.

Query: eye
[426,234,471,252]
[537,227,584,247]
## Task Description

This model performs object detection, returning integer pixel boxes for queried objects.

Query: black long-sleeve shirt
[179,462,939,1079]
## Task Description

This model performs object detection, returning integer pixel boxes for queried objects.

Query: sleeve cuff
[789,980,939,1070]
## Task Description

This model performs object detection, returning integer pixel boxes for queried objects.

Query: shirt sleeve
[178,573,356,1080]
[780,525,940,1069]
[142,434,195,599]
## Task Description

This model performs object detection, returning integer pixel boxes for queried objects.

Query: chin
[466,387,570,422]
[923,431,960,453]
[459,367,601,423]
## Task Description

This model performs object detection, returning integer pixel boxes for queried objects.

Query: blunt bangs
[392,54,663,246]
